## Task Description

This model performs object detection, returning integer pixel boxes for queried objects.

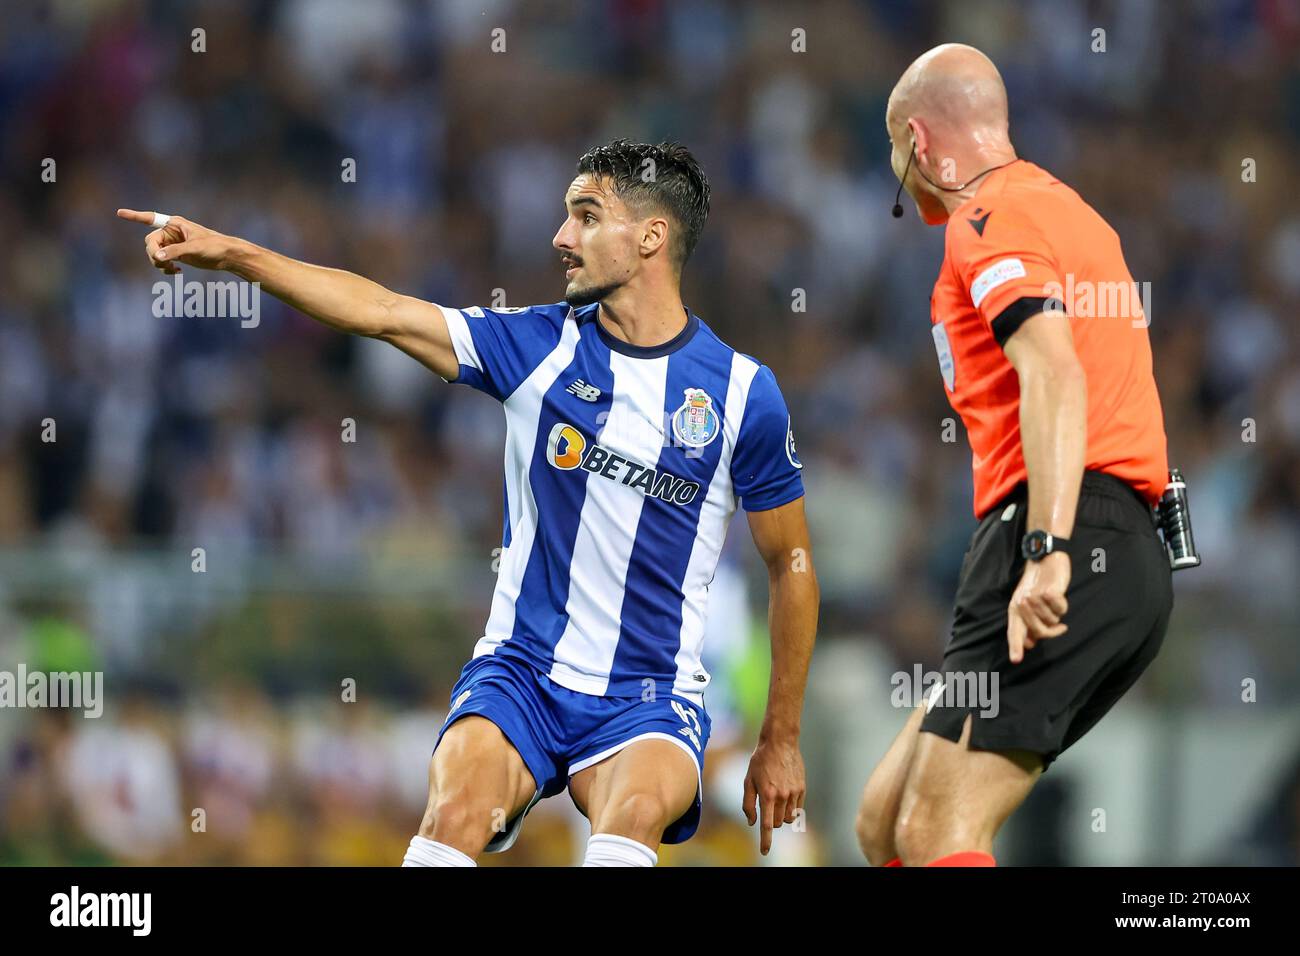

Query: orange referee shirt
[930,159,1168,518]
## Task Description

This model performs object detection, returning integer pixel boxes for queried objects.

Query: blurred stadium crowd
[1,0,1298,864]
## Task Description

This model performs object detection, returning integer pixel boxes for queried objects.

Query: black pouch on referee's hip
[1155,467,1201,570]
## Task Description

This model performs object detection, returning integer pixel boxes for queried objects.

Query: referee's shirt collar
[961,157,1026,214]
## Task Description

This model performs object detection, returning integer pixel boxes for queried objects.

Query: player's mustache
[561,255,583,268]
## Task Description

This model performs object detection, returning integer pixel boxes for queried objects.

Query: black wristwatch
[1021,529,1069,561]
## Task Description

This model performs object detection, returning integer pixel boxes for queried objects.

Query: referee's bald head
[888,44,1009,143]
[886,44,1016,224]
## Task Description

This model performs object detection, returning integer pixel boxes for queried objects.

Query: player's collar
[594,308,699,359]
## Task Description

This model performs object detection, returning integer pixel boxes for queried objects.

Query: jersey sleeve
[437,302,568,401]
[730,364,805,512]
[947,203,1066,346]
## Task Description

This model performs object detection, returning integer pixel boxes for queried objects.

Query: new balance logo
[566,380,602,402]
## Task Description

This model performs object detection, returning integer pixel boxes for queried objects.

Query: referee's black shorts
[920,470,1173,770]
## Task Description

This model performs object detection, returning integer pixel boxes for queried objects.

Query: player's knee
[599,791,673,841]
[422,791,496,847]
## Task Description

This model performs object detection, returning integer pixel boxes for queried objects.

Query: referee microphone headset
[891,140,1019,218]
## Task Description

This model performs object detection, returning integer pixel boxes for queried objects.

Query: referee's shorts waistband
[995,470,1155,526]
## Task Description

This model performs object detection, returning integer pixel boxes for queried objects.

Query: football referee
[855,44,1174,867]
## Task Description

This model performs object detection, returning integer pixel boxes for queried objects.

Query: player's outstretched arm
[741,495,818,855]
[115,209,459,380]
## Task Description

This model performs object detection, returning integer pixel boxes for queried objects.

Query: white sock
[582,833,658,867]
[401,835,476,867]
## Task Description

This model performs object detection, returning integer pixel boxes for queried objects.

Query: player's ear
[641,215,670,259]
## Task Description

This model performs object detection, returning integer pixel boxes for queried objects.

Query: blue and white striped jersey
[439,302,804,706]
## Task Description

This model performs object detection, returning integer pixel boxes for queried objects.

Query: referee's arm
[1003,307,1088,663]
[116,209,460,380]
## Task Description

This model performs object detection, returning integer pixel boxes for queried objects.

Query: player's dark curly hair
[575,139,711,270]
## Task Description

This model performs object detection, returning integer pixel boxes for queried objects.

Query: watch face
[1023,531,1048,559]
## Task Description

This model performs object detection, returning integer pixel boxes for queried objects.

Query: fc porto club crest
[671,388,721,449]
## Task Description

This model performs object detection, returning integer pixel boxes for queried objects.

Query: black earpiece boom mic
[891,146,914,218]
[891,142,1018,220]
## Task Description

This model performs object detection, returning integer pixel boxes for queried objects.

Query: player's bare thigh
[856,703,927,864]
[569,738,698,852]
[894,713,1042,864]
[419,715,538,857]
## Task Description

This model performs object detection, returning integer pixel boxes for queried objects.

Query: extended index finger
[760,791,775,855]
[116,208,158,225]
[1007,606,1027,664]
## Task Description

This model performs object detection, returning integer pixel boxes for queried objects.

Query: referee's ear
[906,117,926,156]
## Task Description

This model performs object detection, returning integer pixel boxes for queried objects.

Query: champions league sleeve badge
[671,388,721,449]
[785,415,802,469]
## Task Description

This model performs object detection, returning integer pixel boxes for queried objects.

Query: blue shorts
[435,653,711,853]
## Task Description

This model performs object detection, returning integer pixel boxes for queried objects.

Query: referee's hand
[116,209,232,275]
[1007,551,1070,663]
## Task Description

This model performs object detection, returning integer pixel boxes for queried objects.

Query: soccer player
[118,139,817,866]
[855,45,1173,867]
